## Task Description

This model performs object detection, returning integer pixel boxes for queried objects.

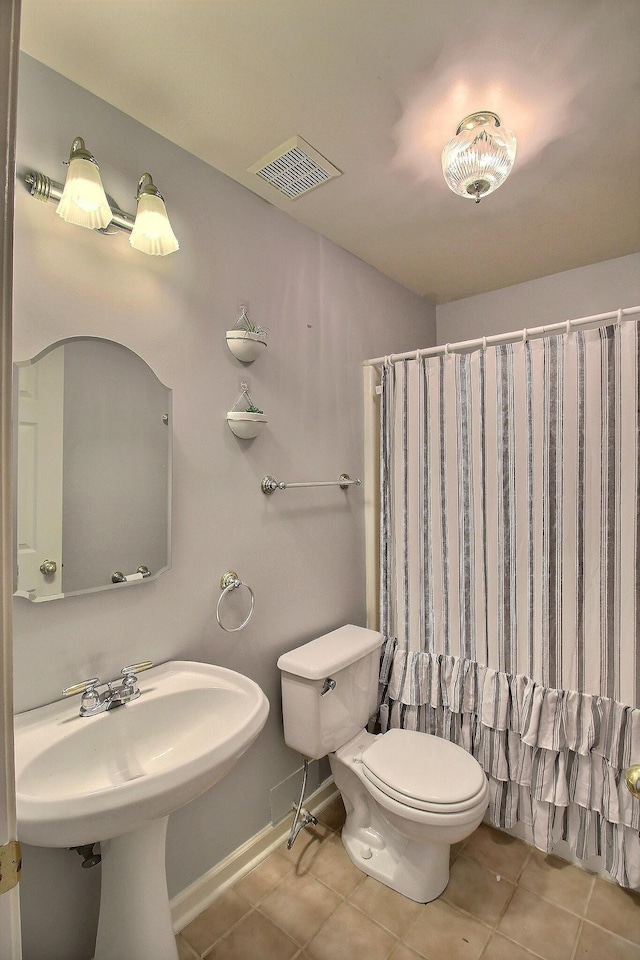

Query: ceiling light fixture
[25,137,179,256]
[441,112,516,203]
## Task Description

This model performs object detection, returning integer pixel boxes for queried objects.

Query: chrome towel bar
[261,473,361,495]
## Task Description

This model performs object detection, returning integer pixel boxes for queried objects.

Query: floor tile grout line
[254,885,346,952]
[516,856,598,917]
[397,900,426,948]
[235,846,315,909]
[518,881,632,929]
[421,894,497,938]
[475,930,499,960]
[477,928,548,960]
[175,931,201,960]
[462,840,534,887]
[439,860,520,934]
[252,905,308,953]
[337,895,409,943]
[516,843,535,882]
[196,904,299,960]
[577,916,640,949]
[443,852,521,921]
[582,870,596,908]
[268,873,400,956]
[568,917,585,960]
[501,881,590,921]
[185,899,257,958]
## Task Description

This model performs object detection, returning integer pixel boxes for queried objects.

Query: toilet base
[330,749,451,903]
[340,814,450,903]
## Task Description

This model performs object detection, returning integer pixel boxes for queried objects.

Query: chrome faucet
[62,661,153,717]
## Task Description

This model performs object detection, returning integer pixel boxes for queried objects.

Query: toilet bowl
[277,624,489,903]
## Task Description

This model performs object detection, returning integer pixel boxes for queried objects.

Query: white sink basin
[14,660,270,847]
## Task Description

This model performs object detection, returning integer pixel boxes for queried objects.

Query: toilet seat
[361,729,487,814]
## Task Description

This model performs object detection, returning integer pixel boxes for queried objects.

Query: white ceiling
[18,0,640,303]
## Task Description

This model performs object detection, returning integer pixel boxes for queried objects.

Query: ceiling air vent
[248,136,341,200]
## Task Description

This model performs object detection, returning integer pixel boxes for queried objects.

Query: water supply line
[287,758,318,849]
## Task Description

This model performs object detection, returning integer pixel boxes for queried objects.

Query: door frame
[0,0,22,955]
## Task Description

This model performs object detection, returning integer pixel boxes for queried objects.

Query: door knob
[39,559,57,575]
[624,764,640,799]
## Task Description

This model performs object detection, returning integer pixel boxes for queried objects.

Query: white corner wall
[13,55,435,960]
[436,253,640,344]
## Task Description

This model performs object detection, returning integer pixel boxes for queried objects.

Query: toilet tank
[277,624,383,759]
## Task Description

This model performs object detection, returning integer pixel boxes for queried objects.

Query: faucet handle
[118,661,153,702]
[62,677,101,698]
[62,678,102,714]
[120,661,153,680]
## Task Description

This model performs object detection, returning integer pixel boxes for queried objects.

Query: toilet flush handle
[320,678,336,696]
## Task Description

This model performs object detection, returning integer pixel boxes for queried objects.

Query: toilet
[277,624,489,903]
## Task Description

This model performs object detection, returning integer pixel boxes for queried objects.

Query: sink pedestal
[94,817,177,960]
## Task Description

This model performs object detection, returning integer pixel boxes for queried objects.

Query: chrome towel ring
[216,571,255,632]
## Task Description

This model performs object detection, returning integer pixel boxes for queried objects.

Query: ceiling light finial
[442,111,517,203]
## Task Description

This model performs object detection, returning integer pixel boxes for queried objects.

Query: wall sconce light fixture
[25,136,179,255]
[56,137,112,229]
[130,173,179,256]
[441,112,517,203]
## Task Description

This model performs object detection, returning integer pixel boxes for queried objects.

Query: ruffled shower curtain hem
[379,640,640,888]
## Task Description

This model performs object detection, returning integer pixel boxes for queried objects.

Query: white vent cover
[248,136,341,200]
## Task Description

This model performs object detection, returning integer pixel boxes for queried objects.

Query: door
[15,348,64,600]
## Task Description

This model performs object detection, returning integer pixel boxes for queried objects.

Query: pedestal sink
[14,660,270,960]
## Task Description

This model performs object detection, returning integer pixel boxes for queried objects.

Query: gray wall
[436,252,640,342]
[13,55,435,960]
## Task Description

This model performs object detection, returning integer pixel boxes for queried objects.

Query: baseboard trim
[170,777,339,932]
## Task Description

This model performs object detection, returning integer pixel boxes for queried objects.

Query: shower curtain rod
[364,304,640,368]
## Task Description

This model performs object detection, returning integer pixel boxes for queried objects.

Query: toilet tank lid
[277,625,383,680]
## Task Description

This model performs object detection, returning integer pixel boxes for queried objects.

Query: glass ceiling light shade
[441,112,517,203]
[56,137,113,229]
[129,173,179,256]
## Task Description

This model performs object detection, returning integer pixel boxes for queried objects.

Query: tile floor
[176,797,640,960]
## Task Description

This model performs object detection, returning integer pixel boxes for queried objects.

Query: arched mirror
[13,337,171,601]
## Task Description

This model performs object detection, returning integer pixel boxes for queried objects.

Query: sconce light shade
[442,112,516,203]
[56,137,112,229]
[130,173,179,256]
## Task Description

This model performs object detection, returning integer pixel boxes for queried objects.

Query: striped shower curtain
[378,320,640,888]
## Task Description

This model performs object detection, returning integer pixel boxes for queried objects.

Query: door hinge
[0,841,21,895]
